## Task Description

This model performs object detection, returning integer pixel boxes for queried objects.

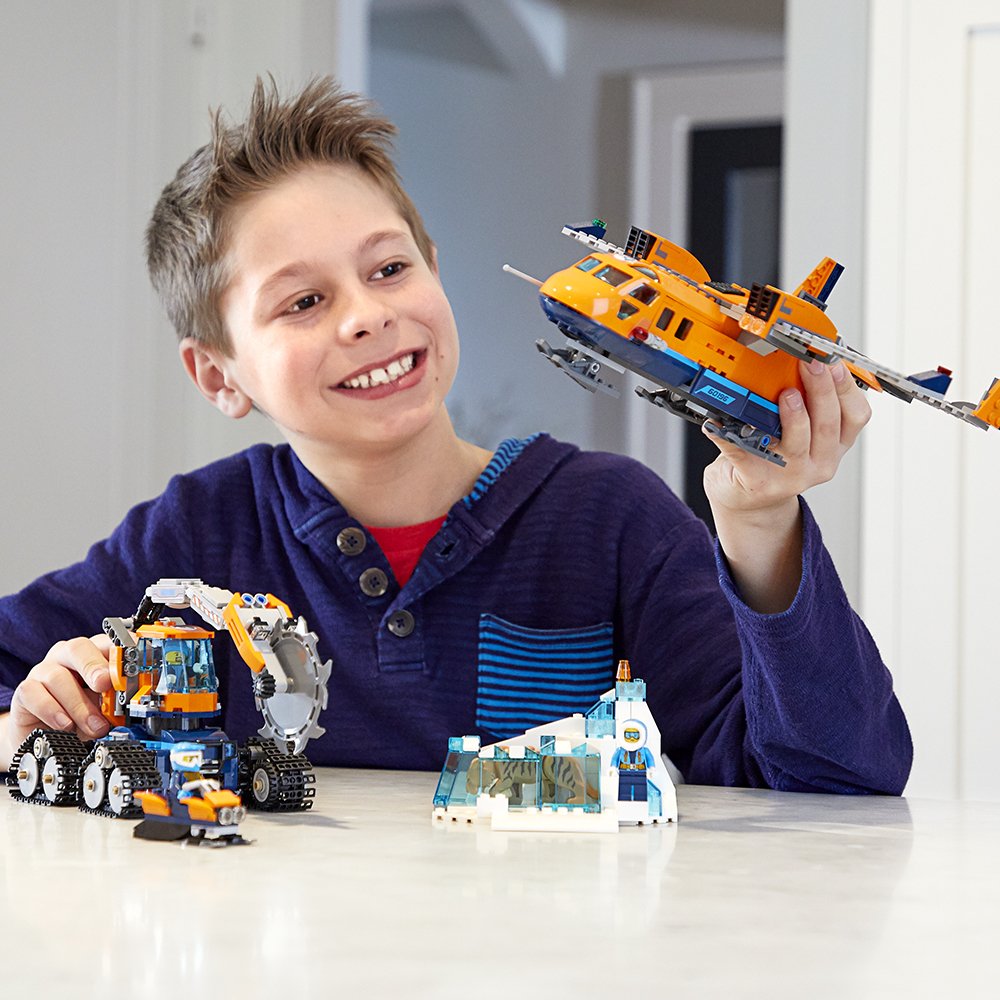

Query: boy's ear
[178,337,253,419]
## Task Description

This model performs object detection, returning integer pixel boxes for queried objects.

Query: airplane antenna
[502,263,542,287]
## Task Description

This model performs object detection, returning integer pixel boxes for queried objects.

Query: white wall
[0,0,365,594]
[862,0,1000,800]
[786,0,1000,800]
[783,1,870,602]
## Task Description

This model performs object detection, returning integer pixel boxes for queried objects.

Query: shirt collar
[278,433,578,545]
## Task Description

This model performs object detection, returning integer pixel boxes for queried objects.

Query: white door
[863,0,1000,799]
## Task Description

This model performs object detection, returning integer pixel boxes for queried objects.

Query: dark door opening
[684,123,783,530]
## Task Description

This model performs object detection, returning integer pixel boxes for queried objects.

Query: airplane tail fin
[794,258,844,308]
[907,368,953,395]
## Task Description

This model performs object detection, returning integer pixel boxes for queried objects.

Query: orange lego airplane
[505,221,1000,465]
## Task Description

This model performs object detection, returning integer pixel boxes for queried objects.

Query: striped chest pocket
[475,614,615,739]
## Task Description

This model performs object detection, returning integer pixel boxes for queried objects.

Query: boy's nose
[334,285,396,342]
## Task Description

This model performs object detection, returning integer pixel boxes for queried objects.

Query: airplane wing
[771,321,999,430]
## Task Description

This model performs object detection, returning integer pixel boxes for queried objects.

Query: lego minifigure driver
[169,743,221,798]
[611,720,655,802]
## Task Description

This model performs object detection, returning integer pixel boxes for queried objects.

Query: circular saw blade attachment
[255,616,332,755]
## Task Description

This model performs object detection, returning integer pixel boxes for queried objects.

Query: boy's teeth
[341,353,415,389]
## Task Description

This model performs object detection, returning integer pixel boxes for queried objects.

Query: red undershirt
[364,515,448,587]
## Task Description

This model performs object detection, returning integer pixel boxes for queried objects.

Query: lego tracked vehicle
[8,579,332,833]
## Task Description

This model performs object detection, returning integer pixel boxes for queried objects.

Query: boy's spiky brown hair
[146,76,433,353]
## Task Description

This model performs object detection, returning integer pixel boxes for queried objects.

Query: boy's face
[213,163,459,457]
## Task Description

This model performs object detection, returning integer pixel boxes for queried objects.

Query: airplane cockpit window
[627,283,658,305]
[634,266,658,280]
[594,264,630,287]
[576,257,600,272]
[617,301,639,320]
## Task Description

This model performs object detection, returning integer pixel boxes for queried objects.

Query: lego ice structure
[505,221,1000,466]
[8,578,331,842]
[433,660,676,832]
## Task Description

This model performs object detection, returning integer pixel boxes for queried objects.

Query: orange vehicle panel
[109,645,128,692]
[160,692,219,714]
[972,378,1000,428]
[224,595,265,673]
[100,690,125,727]
[136,623,214,640]
[183,797,216,822]
[543,262,805,405]
[203,789,241,809]
[135,791,171,817]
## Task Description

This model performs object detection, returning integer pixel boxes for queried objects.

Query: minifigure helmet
[619,719,648,749]
[169,742,206,772]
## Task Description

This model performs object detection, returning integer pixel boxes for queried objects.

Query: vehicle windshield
[151,638,218,694]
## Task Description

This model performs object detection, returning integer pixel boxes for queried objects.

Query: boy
[0,78,911,792]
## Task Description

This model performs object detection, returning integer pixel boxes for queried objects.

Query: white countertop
[3,769,998,998]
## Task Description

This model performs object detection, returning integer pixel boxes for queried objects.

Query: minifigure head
[147,76,433,356]
[619,720,648,750]
[169,743,206,773]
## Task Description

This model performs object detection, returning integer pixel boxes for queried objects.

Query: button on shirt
[365,516,447,588]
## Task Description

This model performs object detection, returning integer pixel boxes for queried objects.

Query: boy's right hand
[0,636,113,769]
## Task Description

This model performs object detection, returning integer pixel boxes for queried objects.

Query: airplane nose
[540,268,583,298]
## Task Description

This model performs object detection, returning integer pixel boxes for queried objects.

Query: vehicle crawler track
[240,737,316,811]
[8,729,90,806]
[77,742,162,818]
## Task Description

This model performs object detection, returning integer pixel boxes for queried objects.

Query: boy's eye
[372,261,407,280]
[287,294,322,313]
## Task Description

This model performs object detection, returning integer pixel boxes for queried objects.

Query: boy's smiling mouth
[336,349,426,394]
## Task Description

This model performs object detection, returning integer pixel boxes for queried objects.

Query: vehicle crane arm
[104,578,331,754]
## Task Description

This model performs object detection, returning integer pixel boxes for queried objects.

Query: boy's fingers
[10,679,74,732]
[702,421,743,459]
[35,668,109,738]
[830,363,872,447]
[49,636,113,692]
[702,423,766,477]
[702,423,774,499]
[90,632,112,654]
[800,359,843,456]
[775,385,810,461]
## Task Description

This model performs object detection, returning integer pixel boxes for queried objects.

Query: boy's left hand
[704,358,871,516]
[702,358,871,614]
